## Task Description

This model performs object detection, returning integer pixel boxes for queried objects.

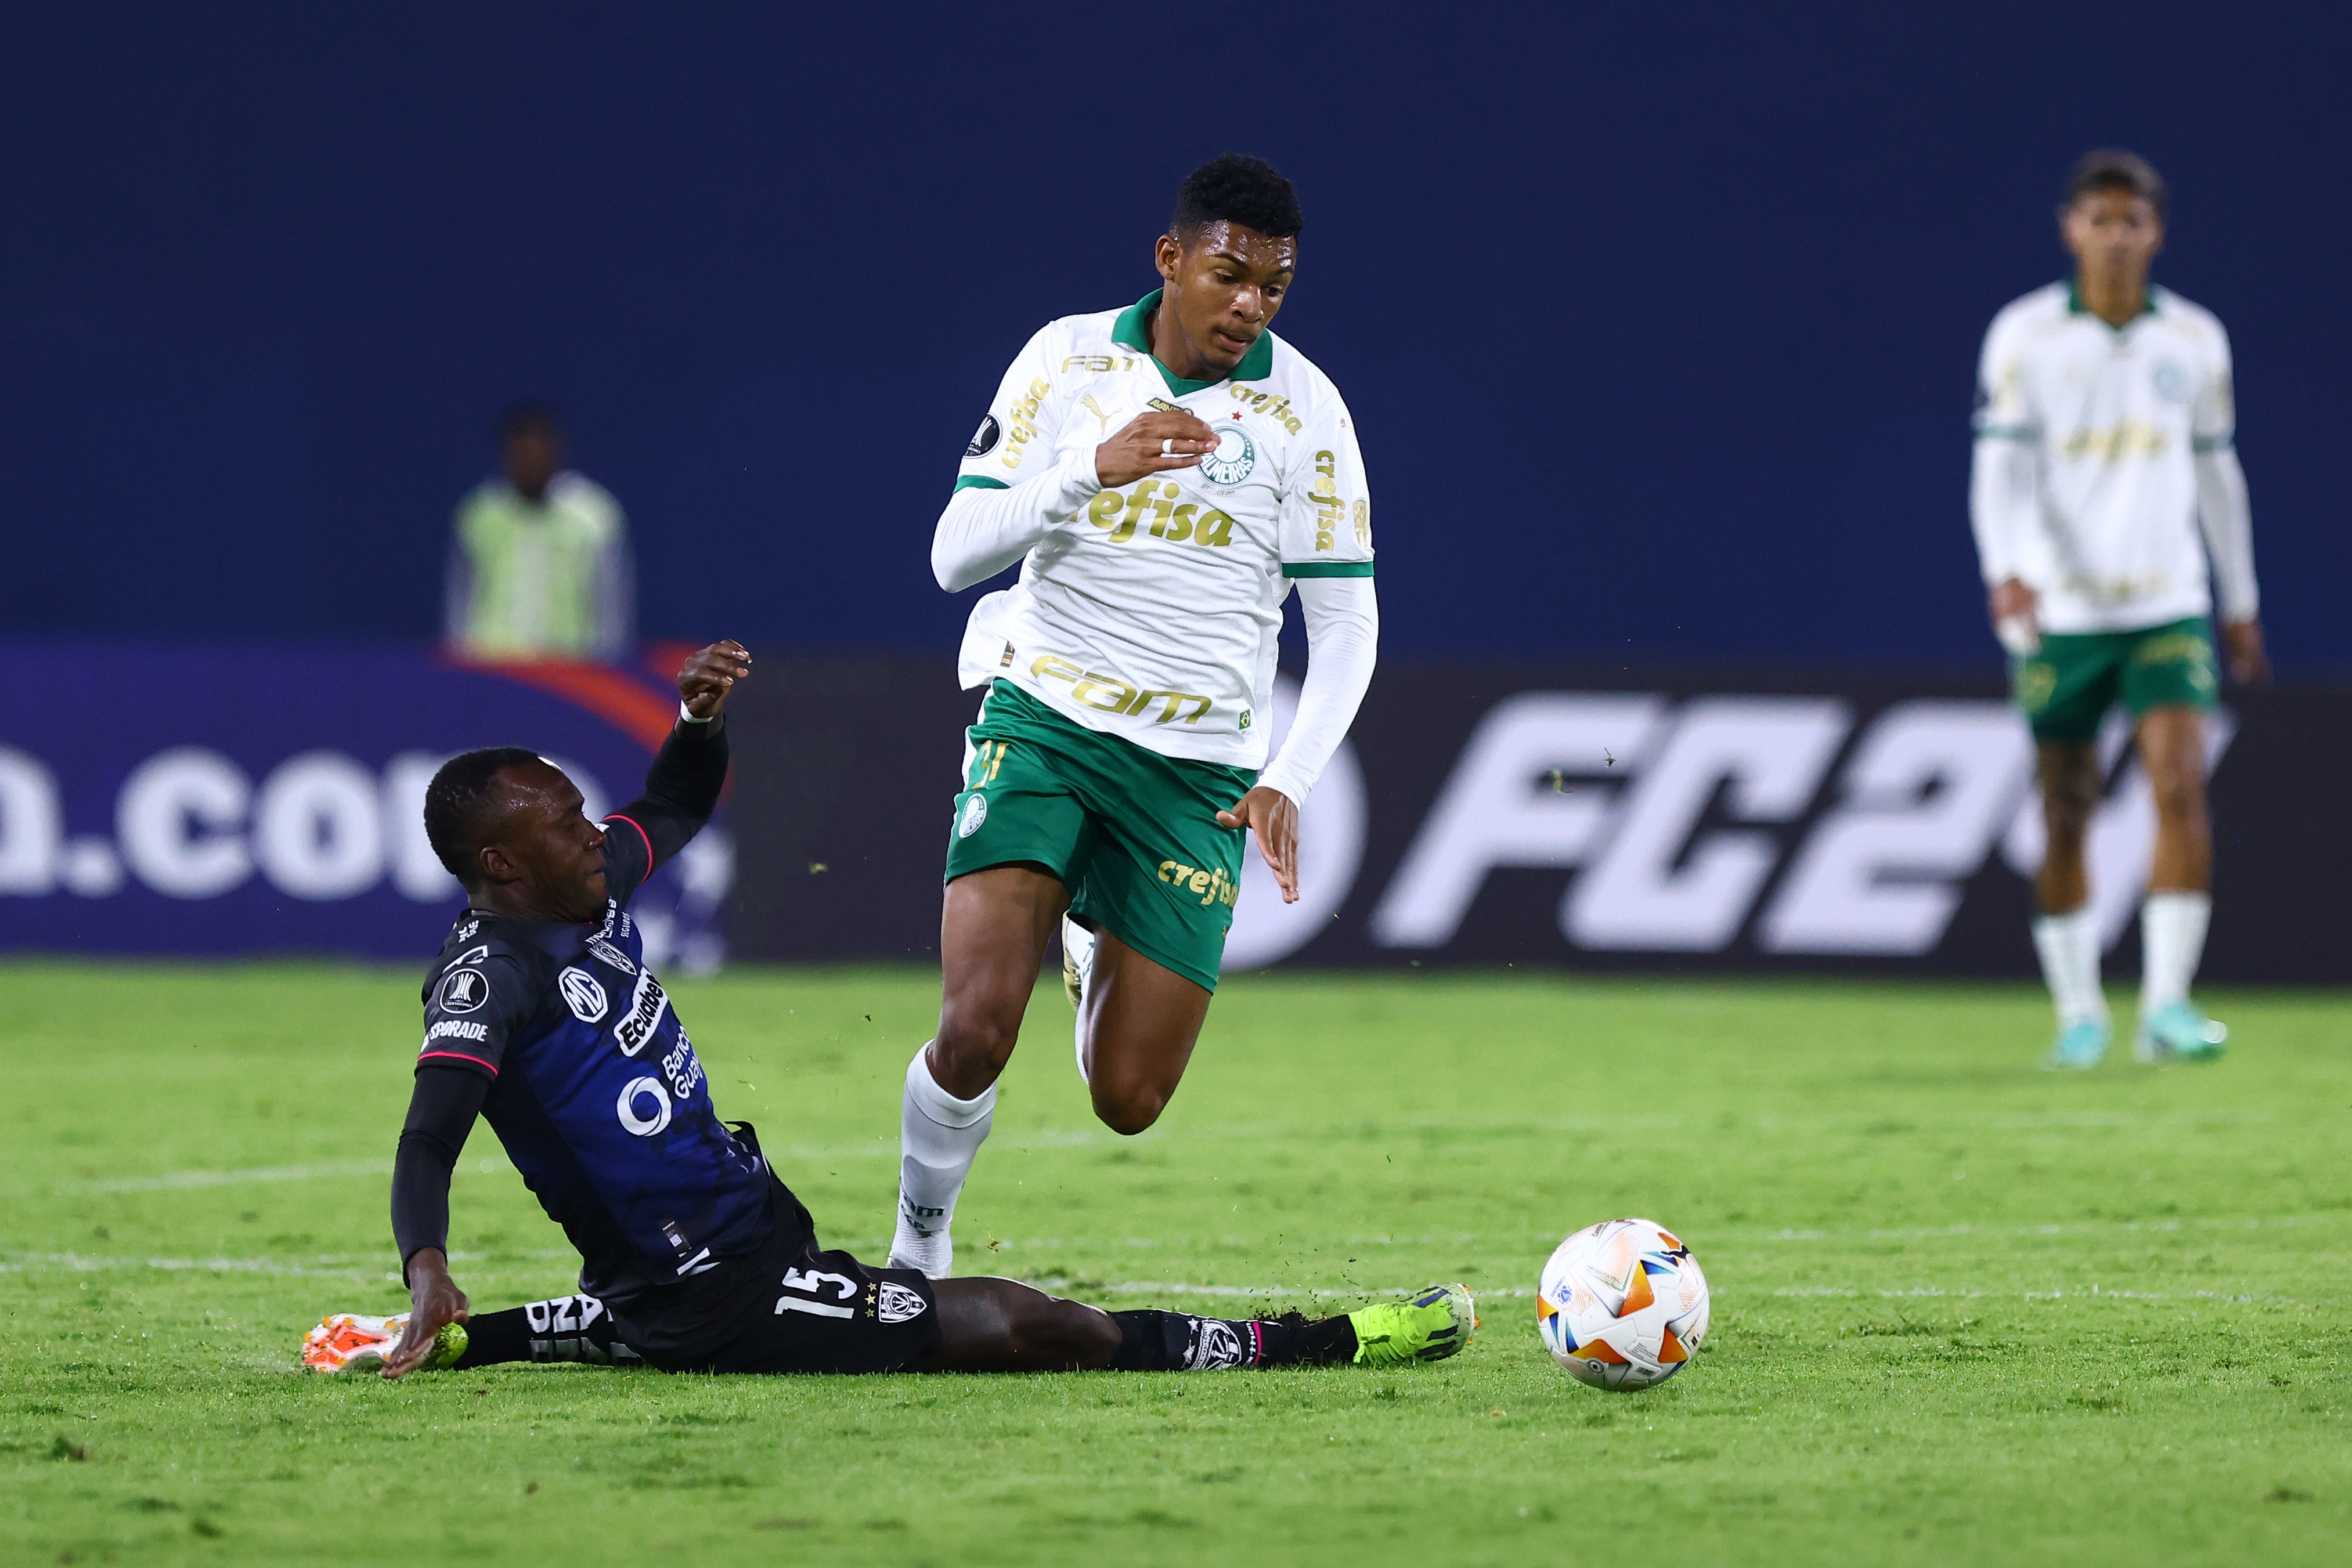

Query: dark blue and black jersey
[391,714,784,1306]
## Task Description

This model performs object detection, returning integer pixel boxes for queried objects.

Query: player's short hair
[1171,153,1303,244]
[2064,149,2167,221]
[496,400,562,443]
[424,746,546,884]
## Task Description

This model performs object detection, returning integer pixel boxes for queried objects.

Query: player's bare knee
[1090,1082,1167,1137]
[935,1004,1022,1078]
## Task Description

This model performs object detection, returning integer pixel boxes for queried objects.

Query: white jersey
[949,291,1373,770]
[1971,282,2249,633]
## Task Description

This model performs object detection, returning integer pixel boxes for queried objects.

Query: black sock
[451,1294,641,1369]
[1261,1312,1358,1367]
[1110,1310,1358,1371]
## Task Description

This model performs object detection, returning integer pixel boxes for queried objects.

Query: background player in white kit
[1970,150,2265,1071]
[886,156,1384,1277]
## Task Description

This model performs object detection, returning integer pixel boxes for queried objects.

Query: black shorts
[606,1172,942,1376]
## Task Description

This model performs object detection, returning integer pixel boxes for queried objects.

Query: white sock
[2140,890,2212,1013]
[889,1044,994,1278]
[2031,906,2108,1028]
[1063,915,1097,1086]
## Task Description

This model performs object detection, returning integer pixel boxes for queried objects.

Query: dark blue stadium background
[3,3,2342,670]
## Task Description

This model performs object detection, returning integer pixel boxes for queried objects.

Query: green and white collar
[1111,288,1276,396]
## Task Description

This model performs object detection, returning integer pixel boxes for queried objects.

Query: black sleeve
[603,713,730,904]
[399,942,531,1278]
[391,1065,490,1279]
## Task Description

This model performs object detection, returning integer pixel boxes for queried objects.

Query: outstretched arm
[384,1065,490,1377]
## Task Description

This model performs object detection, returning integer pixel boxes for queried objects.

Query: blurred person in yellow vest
[446,403,634,662]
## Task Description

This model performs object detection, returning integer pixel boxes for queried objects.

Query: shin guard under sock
[893,1044,995,1273]
[1110,1309,1357,1371]
[452,1294,641,1368]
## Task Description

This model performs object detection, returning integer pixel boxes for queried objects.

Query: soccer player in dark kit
[301,641,1474,1380]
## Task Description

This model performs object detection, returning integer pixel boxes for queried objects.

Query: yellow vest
[451,474,625,659]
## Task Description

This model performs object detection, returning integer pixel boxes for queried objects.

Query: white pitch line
[20,1156,531,1199]
[0,1251,371,1280]
[31,1159,395,1197]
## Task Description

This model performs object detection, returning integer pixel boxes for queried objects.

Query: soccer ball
[1536,1218,1710,1390]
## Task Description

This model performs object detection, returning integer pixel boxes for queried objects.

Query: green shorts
[943,680,1257,992]
[2012,617,2218,742]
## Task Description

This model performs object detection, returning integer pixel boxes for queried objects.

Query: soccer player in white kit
[887,155,1386,1278]
[1969,150,2265,1071]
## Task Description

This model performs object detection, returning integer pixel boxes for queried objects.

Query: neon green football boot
[1349,1283,1478,1368]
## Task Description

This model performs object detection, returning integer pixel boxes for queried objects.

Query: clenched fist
[677,640,751,720]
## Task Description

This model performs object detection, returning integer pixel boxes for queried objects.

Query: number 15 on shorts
[775,1266,857,1318]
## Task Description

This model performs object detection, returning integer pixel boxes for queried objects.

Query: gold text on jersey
[1030,653,1211,726]
[1083,482,1236,546]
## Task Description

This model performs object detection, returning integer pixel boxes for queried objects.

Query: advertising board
[0,645,730,969]
[5,648,2335,982]
[723,660,2349,984]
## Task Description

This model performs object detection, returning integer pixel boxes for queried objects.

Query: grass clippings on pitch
[3,960,2350,1566]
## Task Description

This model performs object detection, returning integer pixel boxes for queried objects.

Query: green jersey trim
[1972,425,2037,440]
[1282,560,1376,578]
[953,475,1011,493]
[1111,290,1276,396]
[2191,434,2234,453]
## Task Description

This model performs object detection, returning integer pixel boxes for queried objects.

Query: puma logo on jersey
[1030,654,1210,725]
[1080,393,1115,434]
[1083,481,1235,546]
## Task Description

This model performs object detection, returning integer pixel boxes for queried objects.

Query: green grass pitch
[3,960,2349,1565]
